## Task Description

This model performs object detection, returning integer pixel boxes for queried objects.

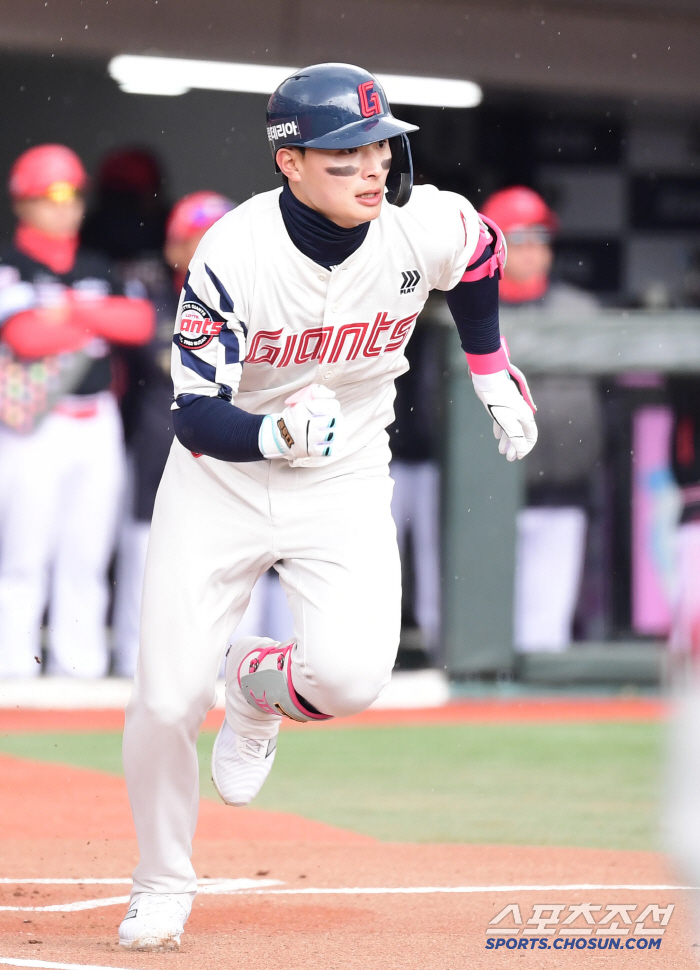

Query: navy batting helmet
[266,63,419,207]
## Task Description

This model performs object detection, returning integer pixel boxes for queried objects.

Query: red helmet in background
[9,144,87,201]
[481,186,558,239]
[166,191,236,244]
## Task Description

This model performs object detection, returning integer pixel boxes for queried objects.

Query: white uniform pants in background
[669,522,700,658]
[123,439,401,895]
[390,459,441,654]
[112,516,152,678]
[0,393,125,677]
[514,506,587,652]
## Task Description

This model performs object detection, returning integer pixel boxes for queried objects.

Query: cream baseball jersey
[171,183,481,463]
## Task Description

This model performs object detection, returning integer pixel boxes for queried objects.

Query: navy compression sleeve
[172,395,265,462]
[445,244,501,355]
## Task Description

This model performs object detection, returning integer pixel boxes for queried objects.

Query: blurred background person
[482,186,603,653]
[81,147,169,268]
[389,317,443,664]
[111,190,235,675]
[0,144,154,677]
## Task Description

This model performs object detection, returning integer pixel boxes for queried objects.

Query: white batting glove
[259,383,344,463]
[471,369,538,462]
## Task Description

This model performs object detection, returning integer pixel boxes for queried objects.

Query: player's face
[503,238,553,283]
[13,196,85,238]
[278,141,393,228]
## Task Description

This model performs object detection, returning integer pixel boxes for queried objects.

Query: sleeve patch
[179,300,222,349]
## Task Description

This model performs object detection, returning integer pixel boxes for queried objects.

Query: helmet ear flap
[385,134,413,207]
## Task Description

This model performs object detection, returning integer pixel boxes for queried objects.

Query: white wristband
[258,413,288,459]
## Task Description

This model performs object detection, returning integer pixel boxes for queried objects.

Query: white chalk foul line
[230,883,693,896]
[0,882,693,912]
[0,895,130,914]
[0,878,282,912]
[0,959,132,970]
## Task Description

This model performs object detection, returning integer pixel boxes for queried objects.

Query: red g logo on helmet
[358,80,381,118]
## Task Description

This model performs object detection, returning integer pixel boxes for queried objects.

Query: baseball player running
[119,63,537,950]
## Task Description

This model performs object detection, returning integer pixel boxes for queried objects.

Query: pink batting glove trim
[506,358,537,415]
[500,336,536,414]
[284,384,318,406]
[284,383,335,407]
[466,346,509,375]
[467,338,537,414]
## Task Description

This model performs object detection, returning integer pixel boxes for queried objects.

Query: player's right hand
[258,383,344,463]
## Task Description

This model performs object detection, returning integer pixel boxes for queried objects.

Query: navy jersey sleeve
[173,395,264,462]
[170,249,266,461]
[444,244,501,356]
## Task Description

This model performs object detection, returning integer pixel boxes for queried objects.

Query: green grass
[0,731,126,775]
[0,722,663,851]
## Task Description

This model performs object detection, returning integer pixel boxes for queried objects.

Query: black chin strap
[386,134,413,207]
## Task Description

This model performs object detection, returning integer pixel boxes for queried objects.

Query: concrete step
[515,642,664,686]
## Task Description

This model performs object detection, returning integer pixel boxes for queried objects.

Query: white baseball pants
[0,393,125,677]
[113,528,294,678]
[233,568,295,644]
[123,438,401,895]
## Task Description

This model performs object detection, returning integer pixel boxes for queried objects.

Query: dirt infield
[0,724,696,970]
[0,700,688,970]
[0,696,667,735]
[0,755,371,843]
[0,838,695,969]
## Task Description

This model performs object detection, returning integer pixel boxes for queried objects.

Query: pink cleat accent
[237,640,332,722]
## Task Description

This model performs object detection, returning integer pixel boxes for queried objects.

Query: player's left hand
[471,369,538,462]
[259,383,346,463]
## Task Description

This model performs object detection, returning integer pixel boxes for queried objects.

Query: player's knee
[130,689,212,731]
[305,656,394,718]
[319,674,390,717]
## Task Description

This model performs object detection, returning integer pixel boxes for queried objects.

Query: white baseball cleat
[211,716,277,806]
[118,892,194,951]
